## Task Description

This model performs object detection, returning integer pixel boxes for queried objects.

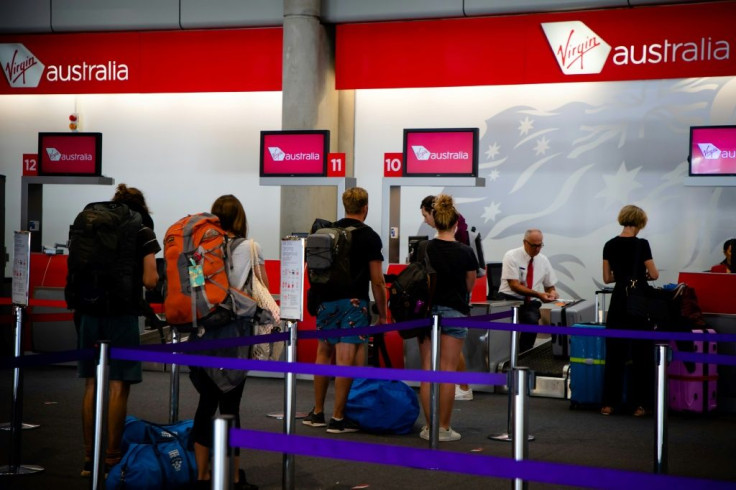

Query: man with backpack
[303,187,387,433]
[66,184,161,476]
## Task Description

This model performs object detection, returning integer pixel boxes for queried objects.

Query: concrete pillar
[280,0,354,236]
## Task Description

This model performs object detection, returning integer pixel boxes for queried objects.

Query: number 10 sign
[384,152,402,177]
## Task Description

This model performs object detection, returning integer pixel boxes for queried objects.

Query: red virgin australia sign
[0,29,282,94]
[336,1,736,89]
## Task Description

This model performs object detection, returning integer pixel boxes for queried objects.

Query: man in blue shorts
[303,187,387,433]
[69,184,160,475]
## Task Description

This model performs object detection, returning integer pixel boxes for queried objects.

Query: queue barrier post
[92,341,110,490]
[654,343,670,475]
[0,304,43,477]
[169,326,181,424]
[212,415,235,490]
[429,314,441,449]
[490,307,534,442]
[512,367,531,490]
[282,320,298,490]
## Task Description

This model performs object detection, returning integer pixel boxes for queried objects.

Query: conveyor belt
[498,339,570,399]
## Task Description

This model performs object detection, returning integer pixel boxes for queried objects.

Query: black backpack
[387,241,436,338]
[305,218,362,288]
[65,201,142,315]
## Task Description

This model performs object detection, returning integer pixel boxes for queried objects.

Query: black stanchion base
[487,432,535,442]
[0,464,45,475]
[0,422,40,430]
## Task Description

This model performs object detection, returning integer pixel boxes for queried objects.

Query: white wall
[0,92,282,275]
[2,77,735,301]
[354,78,736,299]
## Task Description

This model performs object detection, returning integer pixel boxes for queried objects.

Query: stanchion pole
[212,415,234,490]
[92,341,110,490]
[490,307,534,442]
[654,343,669,474]
[512,367,531,490]
[0,305,43,476]
[429,314,441,449]
[169,326,181,424]
[282,320,297,490]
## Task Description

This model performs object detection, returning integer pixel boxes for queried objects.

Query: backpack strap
[418,240,438,314]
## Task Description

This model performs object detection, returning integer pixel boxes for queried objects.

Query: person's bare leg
[457,353,469,392]
[313,340,334,414]
[194,442,210,480]
[439,336,463,428]
[106,380,130,465]
[82,378,95,462]
[417,338,433,425]
[332,342,358,420]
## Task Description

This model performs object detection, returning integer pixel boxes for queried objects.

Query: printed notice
[280,237,305,321]
[12,231,31,306]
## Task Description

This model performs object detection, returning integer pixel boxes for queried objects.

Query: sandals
[633,406,650,417]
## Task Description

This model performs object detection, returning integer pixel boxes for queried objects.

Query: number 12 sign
[23,153,38,176]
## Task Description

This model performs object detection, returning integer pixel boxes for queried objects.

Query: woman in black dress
[601,205,659,417]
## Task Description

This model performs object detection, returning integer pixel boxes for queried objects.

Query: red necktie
[526,257,534,290]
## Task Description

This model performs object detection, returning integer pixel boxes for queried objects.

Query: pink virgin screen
[260,131,328,176]
[403,129,477,176]
[689,126,736,176]
[38,133,101,176]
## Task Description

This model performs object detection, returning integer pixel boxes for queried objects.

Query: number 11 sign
[327,152,346,177]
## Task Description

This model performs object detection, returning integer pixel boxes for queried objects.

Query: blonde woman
[417,194,478,441]
[601,204,659,417]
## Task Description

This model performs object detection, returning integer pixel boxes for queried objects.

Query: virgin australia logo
[268,147,286,161]
[698,143,721,159]
[0,43,45,88]
[46,148,62,161]
[411,146,431,160]
[541,21,611,75]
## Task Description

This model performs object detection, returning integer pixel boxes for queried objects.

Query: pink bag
[668,329,717,413]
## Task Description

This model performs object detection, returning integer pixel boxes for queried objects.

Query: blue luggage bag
[569,323,606,408]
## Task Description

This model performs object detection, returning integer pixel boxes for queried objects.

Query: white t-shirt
[227,238,265,290]
[498,246,557,299]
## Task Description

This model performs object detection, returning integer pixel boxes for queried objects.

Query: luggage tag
[188,257,205,287]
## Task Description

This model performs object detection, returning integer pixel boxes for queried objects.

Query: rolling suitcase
[569,323,606,407]
[550,299,596,358]
[668,328,718,413]
[568,290,610,408]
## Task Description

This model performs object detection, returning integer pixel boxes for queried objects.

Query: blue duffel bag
[121,416,193,454]
[107,417,197,489]
[345,378,419,434]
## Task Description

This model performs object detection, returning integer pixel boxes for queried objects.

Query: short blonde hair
[618,204,648,229]
[343,187,369,215]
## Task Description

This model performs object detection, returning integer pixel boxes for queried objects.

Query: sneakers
[326,417,360,434]
[419,425,430,441]
[302,409,327,427]
[419,425,461,442]
[455,385,474,401]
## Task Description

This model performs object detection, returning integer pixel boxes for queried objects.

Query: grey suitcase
[550,298,598,358]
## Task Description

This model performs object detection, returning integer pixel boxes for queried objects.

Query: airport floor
[1,364,736,490]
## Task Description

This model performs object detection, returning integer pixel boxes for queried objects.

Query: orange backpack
[163,213,256,331]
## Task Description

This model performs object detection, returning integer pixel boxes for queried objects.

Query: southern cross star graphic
[595,161,643,208]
